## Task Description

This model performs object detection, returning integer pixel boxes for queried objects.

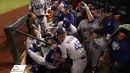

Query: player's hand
[114,61,119,66]
[106,34,111,40]
[42,43,46,46]
[52,44,57,49]
[31,12,37,19]
[81,2,89,10]
[55,62,60,66]
[98,56,104,67]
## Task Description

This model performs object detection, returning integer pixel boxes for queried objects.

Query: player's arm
[27,49,45,65]
[58,45,68,63]
[81,2,94,21]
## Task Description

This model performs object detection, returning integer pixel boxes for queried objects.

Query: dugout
[4,1,130,65]
[4,14,52,65]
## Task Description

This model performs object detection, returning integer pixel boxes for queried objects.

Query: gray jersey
[78,19,100,39]
[29,0,49,35]
[60,35,87,73]
[88,37,107,67]
[89,37,107,52]
[27,49,59,69]
[29,0,48,16]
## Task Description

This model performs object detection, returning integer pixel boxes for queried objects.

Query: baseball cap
[56,27,66,36]
[64,4,70,10]
[119,28,129,36]
[119,24,130,31]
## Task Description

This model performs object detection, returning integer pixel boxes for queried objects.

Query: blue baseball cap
[64,4,70,10]
[56,27,66,36]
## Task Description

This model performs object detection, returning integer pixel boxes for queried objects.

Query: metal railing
[4,14,31,64]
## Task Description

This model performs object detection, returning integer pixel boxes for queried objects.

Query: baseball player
[77,2,100,51]
[101,11,119,40]
[59,4,75,24]
[26,26,44,64]
[56,27,87,73]
[51,0,63,24]
[88,28,107,73]
[27,44,62,73]
[29,0,49,35]
[56,19,77,36]
[109,27,130,73]
[78,17,100,50]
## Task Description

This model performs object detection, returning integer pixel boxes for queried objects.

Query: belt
[37,15,45,18]
[73,56,86,61]
[81,56,86,59]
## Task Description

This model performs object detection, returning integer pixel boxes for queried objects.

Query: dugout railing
[4,13,52,65]
[4,14,31,64]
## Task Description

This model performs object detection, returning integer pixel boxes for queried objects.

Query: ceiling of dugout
[92,0,130,23]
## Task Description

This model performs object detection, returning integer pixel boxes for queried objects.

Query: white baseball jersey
[29,0,48,16]
[61,36,86,60]
[56,21,77,36]
[60,35,86,59]
[60,35,87,73]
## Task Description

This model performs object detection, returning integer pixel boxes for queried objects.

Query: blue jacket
[45,47,61,64]
[60,12,74,24]
[102,17,119,35]
[110,36,130,65]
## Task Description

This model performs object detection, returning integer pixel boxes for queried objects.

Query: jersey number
[74,40,82,50]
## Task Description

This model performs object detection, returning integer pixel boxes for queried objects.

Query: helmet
[56,27,66,36]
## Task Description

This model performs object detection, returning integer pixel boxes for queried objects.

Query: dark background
[93,0,130,23]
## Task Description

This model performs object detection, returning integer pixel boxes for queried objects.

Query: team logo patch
[112,41,120,51]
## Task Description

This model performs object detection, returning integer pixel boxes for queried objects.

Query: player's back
[61,36,86,60]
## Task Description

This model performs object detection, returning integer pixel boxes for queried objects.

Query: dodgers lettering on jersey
[60,36,86,60]
[78,19,100,39]
[89,37,107,52]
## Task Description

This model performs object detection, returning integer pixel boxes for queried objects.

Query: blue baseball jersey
[110,36,130,65]
[102,17,119,35]
[60,12,74,24]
